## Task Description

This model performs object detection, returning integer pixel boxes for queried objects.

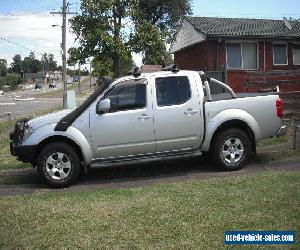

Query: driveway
[1,156,299,197]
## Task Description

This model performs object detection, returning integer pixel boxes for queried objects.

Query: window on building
[155,76,191,106]
[293,44,300,65]
[104,79,146,112]
[226,43,241,68]
[273,43,288,65]
[226,42,257,69]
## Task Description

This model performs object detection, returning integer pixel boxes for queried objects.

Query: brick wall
[175,41,209,71]
[226,41,300,92]
[174,39,300,93]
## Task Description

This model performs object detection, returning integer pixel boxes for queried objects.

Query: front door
[90,78,156,160]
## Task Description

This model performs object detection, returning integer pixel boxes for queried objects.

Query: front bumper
[276,125,287,137]
[10,142,37,163]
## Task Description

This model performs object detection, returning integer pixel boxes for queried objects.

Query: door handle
[184,109,198,115]
[138,114,152,120]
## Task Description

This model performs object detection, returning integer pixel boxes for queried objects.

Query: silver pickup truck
[10,68,286,187]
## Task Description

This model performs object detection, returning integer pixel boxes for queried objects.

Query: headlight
[21,124,35,141]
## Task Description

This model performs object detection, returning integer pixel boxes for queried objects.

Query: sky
[0,0,299,68]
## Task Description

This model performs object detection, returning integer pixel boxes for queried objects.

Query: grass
[0,171,299,249]
[33,84,75,98]
[0,106,62,170]
[0,118,31,170]
[257,134,289,148]
[254,148,300,164]
[34,77,92,98]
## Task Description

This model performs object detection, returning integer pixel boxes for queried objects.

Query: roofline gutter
[171,39,207,54]
[206,35,300,41]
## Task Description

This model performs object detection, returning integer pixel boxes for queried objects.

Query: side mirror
[96,98,111,114]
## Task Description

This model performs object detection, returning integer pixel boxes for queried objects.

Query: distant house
[24,72,44,83]
[50,71,62,80]
[171,17,300,92]
[142,65,162,73]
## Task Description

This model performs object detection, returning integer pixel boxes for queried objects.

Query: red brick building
[171,17,300,92]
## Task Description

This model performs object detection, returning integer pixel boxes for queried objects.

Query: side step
[90,151,203,168]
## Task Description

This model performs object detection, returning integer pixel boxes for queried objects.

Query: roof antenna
[162,64,179,73]
[283,17,292,30]
[133,66,141,77]
[171,64,179,73]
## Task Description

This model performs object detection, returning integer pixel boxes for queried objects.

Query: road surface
[0,76,91,119]
[0,87,63,119]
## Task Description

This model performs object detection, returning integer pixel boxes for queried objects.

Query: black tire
[211,128,251,171]
[37,142,81,188]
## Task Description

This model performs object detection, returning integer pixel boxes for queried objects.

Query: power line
[0,36,46,56]
[13,0,45,13]
[30,0,59,11]
[46,0,63,10]
[29,0,51,11]
[8,0,59,15]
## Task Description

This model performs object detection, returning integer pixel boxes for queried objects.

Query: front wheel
[212,128,251,171]
[37,142,81,188]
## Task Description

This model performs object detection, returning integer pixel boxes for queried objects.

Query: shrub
[0,74,22,90]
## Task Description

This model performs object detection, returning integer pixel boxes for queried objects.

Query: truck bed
[204,94,281,141]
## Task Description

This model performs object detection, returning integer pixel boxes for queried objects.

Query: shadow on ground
[0,155,216,186]
[82,155,218,183]
[1,152,299,196]
[1,153,274,191]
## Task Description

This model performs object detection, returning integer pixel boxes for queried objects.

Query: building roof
[185,16,300,39]
[142,65,162,73]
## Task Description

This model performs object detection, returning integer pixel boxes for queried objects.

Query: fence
[245,69,300,92]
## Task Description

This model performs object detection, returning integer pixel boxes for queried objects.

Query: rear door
[153,73,204,153]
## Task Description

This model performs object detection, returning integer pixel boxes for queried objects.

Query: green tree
[0,59,7,76]
[48,54,58,71]
[131,0,192,66]
[70,0,191,76]
[22,52,42,73]
[41,53,58,72]
[135,0,192,38]
[41,53,49,71]
[5,74,22,89]
[70,0,133,78]
[10,54,22,74]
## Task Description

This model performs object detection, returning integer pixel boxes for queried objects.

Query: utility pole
[89,61,92,89]
[51,1,77,108]
[73,64,75,83]
[78,63,81,94]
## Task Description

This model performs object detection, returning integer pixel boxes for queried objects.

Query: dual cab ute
[10,68,286,187]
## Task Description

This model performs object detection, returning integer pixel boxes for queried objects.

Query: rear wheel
[212,128,251,170]
[37,142,81,188]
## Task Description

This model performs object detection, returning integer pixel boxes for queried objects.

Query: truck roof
[115,70,198,83]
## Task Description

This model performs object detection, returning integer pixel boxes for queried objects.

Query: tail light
[276,98,283,118]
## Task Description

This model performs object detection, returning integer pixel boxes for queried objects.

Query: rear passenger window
[155,76,191,106]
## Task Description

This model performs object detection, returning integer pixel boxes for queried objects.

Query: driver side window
[104,79,147,112]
